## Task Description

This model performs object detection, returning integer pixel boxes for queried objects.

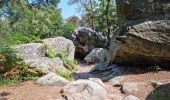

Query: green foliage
[69,0,118,45]
[0,45,23,71]
[0,45,39,86]
[12,4,63,39]
[0,31,42,45]
[56,51,77,70]
[0,75,21,86]
[44,42,77,70]
[152,87,170,100]
[58,23,77,39]
[44,42,57,58]
[0,75,39,86]
[0,0,66,45]
[56,70,73,81]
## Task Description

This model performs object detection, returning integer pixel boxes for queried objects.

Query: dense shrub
[0,0,76,45]
[0,44,40,86]
[56,70,73,81]
[58,23,77,39]
[0,44,23,72]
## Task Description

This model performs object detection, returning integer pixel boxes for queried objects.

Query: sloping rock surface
[43,37,75,60]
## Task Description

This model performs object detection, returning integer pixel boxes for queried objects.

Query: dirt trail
[0,64,170,100]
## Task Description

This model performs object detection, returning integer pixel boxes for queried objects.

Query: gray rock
[111,0,170,67]
[124,95,140,100]
[116,0,170,22]
[25,57,66,75]
[122,82,139,94]
[84,48,110,64]
[108,76,125,86]
[14,43,46,59]
[110,19,170,67]
[72,27,107,59]
[109,94,123,100]
[43,37,75,60]
[90,61,113,73]
[89,78,105,87]
[37,72,70,86]
[61,79,107,100]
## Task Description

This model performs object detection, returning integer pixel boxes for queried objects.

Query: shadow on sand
[72,61,170,82]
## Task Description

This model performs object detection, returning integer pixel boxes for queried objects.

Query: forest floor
[0,64,170,100]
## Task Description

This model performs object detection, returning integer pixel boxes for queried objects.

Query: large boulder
[37,72,70,86]
[110,19,170,66]
[61,79,107,100]
[84,48,110,64]
[72,27,107,59]
[110,0,170,67]
[43,37,75,60]
[116,0,170,22]
[14,43,46,60]
[25,57,66,75]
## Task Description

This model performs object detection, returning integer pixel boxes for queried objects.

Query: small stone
[108,76,125,86]
[109,94,123,100]
[150,81,163,88]
[122,82,139,94]
[37,72,70,87]
[124,95,140,100]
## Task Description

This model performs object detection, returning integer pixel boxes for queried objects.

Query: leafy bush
[0,31,42,45]
[0,44,40,86]
[44,43,77,70]
[0,45,23,72]
[56,70,73,81]
[153,87,170,100]
[55,51,77,70]
[0,74,39,86]
[0,0,65,45]
[58,23,77,39]
[17,5,63,39]
[0,75,21,86]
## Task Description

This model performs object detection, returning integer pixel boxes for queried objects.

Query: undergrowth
[56,70,73,81]
[44,42,77,71]
[0,75,38,87]
[0,45,39,86]
[153,87,170,100]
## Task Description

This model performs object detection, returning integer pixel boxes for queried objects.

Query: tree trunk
[106,0,111,47]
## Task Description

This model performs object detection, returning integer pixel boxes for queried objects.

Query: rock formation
[110,0,170,67]
[43,36,75,60]
[84,48,110,64]
[72,27,107,59]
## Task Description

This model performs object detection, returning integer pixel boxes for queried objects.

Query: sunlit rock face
[116,0,170,22]
[110,0,170,67]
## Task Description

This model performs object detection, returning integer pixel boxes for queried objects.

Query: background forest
[0,0,117,84]
[0,0,117,45]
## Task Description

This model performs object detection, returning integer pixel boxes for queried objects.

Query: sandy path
[0,64,170,100]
